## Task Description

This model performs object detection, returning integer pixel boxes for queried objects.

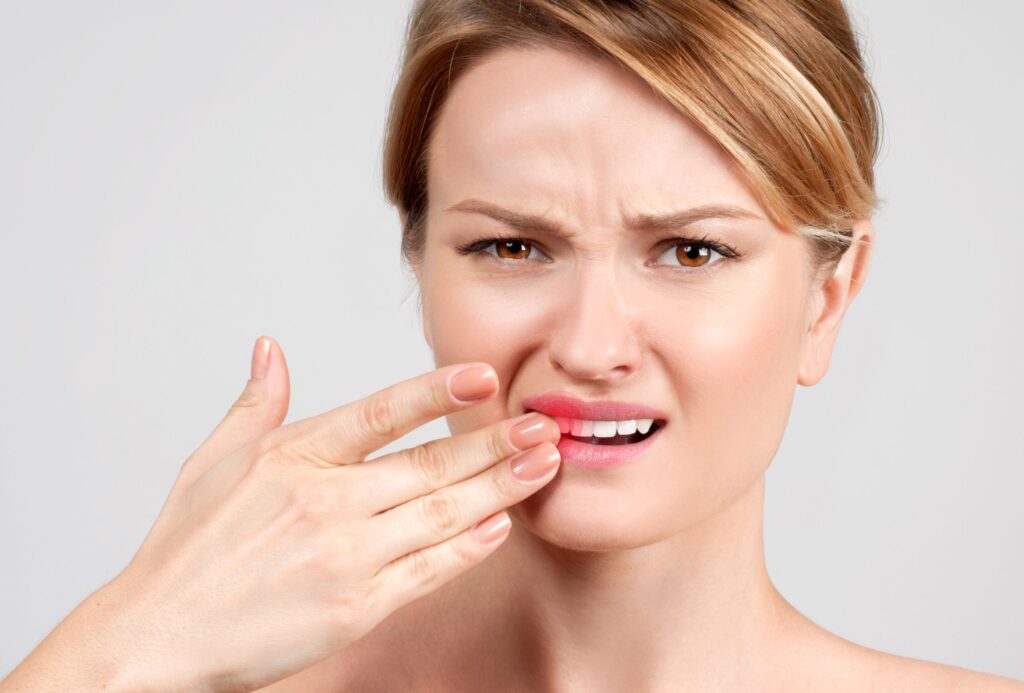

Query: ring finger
[353,412,560,514]
[366,441,562,567]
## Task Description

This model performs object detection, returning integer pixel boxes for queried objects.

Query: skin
[260,45,1019,692]
[2,40,1017,693]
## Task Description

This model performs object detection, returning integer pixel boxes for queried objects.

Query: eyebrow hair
[444,198,763,236]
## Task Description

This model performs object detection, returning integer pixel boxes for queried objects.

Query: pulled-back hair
[382,0,882,279]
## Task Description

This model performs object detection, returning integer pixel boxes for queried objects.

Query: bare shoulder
[867,650,1024,692]
[943,667,1024,692]
[801,631,1023,692]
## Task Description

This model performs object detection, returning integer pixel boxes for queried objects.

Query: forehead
[427,45,764,219]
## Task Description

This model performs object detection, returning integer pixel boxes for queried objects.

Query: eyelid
[651,234,741,272]
[455,233,742,269]
[454,234,552,262]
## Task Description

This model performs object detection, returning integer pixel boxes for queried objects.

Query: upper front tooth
[616,419,637,435]
[570,418,594,436]
[561,417,656,437]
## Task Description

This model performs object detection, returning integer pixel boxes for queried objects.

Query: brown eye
[456,236,550,263]
[676,243,711,267]
[653,239,726,270]
[495,239,531,260]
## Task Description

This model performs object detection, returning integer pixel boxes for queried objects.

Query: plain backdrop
[1,0,1021,682]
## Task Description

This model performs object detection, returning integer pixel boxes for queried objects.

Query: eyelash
[454,233,743,272]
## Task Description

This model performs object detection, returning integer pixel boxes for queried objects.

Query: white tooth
[570,418,584,436]
[580,419,594,436]
[555,416,572,434]
[636,418,654,434]
[593,420,618,438]
[616,419,637,435]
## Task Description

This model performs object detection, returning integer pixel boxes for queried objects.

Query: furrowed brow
[444,199,762,236]
[625,204,763,232]
[444,199,565,236]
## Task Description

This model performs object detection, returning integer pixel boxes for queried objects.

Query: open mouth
[564,419,665,446]
[525,409,667,446]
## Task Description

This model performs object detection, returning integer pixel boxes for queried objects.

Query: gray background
[1,0,1021,682]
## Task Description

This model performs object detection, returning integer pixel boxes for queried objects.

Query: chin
[507,472,682,553]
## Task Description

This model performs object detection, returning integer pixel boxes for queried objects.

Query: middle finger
[353,412,561,514]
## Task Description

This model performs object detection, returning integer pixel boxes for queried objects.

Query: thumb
[179,336,291,486]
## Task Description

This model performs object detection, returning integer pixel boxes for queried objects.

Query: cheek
[419,247,810,543]
[642,272,807,525]
[422,269,549,434]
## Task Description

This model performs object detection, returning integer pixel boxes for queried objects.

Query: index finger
[275,363,499,466]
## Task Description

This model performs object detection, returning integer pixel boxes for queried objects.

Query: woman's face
[413,46,856,549]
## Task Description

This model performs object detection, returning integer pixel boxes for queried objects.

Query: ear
[400,209,434,349]
[797,219,875,387]
[420,294,433,350]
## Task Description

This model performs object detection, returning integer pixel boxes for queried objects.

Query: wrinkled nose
[546,266,643,383]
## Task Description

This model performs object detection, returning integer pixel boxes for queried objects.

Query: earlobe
[411,264,433,350]
[400,209,432,348]
[797,219,875,387]
[422,309,433,349]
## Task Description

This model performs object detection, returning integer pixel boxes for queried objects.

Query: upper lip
[521,391,668,422]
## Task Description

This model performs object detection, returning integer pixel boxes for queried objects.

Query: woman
[3,1,1020,691]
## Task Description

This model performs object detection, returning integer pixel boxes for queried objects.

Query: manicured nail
[448,365,498,403]
[510,443,561,483]
[251,337,271,381]
[509,414,560,451]
[473,512,511,546]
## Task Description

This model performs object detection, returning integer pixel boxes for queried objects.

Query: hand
[0,337,561,693]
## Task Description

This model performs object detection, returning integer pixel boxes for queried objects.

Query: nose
[547,264,643,383]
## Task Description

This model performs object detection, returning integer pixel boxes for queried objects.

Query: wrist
[1,579,187,693]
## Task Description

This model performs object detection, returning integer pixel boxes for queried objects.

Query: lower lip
[556,426,663,469]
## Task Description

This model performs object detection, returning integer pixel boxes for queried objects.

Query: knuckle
[417,491,459,536]
[253,440,291,470]
[276,432,332,468]
[408,549,440,585]
[310,532,360,583]
[486,428,509,465]
[490,462,515,499]
[407,439,453,488]
[359,394,399,439]
[230,385,262,412]
[427,378,451,415]
[286,479,335,521]
[448,532,476,565]
[332,532,362,571]
[327,581,377,635]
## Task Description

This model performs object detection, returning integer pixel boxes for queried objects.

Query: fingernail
[509,414,560,451]
[448,365,498,403]
[251,337,271,381]
[510,443,561,483]
[473,511,511,546]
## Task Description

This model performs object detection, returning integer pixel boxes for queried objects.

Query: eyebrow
[444,198,763,236]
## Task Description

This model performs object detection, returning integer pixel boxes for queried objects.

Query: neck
[461,474,797,691]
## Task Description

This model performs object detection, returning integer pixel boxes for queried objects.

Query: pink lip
[555,429,663,469]
[520,391,668,470]
[521,391,668,422]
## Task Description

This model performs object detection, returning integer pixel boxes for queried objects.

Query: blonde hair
[382,0,882,280]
